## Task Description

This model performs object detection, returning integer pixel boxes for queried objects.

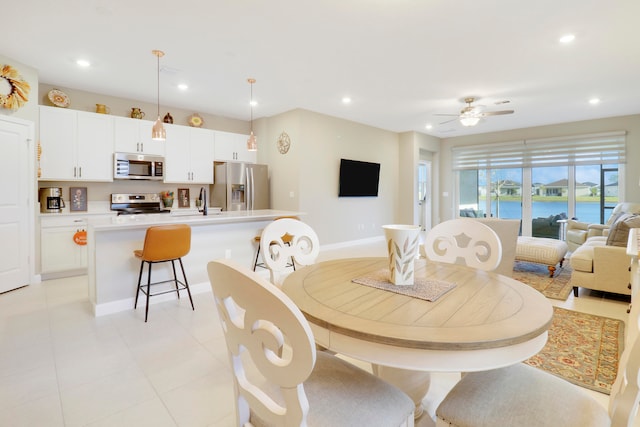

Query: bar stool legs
[133,224,194,323]
[252,239,296,272]
[134,258,194,322]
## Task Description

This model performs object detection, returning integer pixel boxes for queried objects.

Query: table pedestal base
[373,364,431,419]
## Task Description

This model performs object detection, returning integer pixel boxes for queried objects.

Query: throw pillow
[606,214,640,247]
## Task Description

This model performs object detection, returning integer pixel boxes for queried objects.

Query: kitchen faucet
[198,187,208,216]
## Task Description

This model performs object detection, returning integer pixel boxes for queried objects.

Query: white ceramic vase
[382,224,421,286]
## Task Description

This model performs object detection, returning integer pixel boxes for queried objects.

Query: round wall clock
[277,131,291,154]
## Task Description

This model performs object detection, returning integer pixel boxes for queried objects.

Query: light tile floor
[1,240,637,426]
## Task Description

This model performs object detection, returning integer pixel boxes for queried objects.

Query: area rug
[512,260,573,301]
[524,307,624,394]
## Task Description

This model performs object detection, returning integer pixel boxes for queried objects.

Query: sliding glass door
[453,131,625,238]
[531,166,568,239]
[457,164,621,238]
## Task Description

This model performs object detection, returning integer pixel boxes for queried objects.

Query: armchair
[566,202,640,252]
[570,211,640,296]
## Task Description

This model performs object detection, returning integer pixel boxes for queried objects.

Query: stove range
[110,193,170,215]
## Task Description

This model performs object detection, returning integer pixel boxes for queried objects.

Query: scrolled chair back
[260,217,320,286]
[424,218,502,272]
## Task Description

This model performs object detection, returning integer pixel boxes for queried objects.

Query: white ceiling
[3,0,640,137]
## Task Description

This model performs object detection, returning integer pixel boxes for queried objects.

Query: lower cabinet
[40,216,88,278]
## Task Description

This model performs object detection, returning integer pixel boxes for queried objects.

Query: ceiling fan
[436,97,514,127]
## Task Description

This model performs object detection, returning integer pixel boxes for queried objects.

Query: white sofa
[566,202,640,252]
[569,212,640,296]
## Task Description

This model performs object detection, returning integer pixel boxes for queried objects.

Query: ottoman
[515,236,569,277]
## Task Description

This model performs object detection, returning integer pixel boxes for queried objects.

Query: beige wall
[439,115,640,221]
[261,109,400,245]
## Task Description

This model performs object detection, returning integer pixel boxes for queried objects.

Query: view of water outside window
[458,165,619,236]
[489,168,522,220]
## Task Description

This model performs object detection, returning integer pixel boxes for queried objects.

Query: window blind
[452,131,626,170]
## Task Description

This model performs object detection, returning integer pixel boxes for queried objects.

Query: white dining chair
[260,217,320,286]
[435,286,640,427]
[422,218,503,272]
[472,218,521,277]
[207,259,415,427]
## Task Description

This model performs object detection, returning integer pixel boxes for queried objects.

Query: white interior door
[417,161,432,231]
[0,116,32,292]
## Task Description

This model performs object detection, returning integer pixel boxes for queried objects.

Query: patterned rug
[524,307,624,394]
[512,260,573,300]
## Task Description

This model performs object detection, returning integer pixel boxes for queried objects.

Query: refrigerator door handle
[249,168,255,210]
[245,168,252,210]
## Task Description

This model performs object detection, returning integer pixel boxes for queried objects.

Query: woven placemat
[351,269,456,301]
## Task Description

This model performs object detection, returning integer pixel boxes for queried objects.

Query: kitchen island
[87,209,303,316]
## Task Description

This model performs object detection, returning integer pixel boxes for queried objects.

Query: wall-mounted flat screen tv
[338,158,381,197]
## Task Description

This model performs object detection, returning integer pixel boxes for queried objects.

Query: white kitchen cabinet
[40,216,88,277]
[113,116,165,155]
[214,130,257,163]
[164,124,215,183]
[39,106,114,181]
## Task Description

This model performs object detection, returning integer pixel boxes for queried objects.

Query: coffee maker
[39,187,65,213]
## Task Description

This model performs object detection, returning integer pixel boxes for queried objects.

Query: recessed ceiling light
[76,59,91,67]
[559,34,575,44]
[589,98,601,105]
[425,124,433,130]
[342,97,351,104]
[250,100,258,107]
[177,83,188,90]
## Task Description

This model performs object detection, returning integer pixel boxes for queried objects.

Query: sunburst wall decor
[0,64,30,110]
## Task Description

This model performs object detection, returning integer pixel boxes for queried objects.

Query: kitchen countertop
[89,209,304,231]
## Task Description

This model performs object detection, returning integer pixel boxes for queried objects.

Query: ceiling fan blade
[439,118,459,125]
[433,113,460,116]
[480,110,514,117]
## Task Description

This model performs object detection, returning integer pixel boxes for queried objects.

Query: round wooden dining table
[282,257,554,417]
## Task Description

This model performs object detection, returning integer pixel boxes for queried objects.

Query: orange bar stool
[252,216,299,271]
[134,224,194,322]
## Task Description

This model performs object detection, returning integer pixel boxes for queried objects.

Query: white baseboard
[93,281,211,317]
[320,236,385,252]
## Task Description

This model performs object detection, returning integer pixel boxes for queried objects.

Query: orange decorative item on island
[73,230,87,246]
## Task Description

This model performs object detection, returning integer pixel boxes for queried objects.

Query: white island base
[88,210,301,316]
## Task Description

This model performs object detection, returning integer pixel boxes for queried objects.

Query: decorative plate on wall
[277,131,291,154]
[188,113,204,128]
[48,89,70,108]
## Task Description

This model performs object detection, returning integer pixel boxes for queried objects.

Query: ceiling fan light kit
[437,96,514,127]
[460,115,480,127]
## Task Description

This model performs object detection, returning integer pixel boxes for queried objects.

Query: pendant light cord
[156,53,160,117]
[248,78,256,132]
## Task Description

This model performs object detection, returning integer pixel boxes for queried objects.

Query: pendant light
[246,78,257,151]
[151,50,166,141]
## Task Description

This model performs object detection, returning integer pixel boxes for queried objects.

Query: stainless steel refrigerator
[211,161,270,210]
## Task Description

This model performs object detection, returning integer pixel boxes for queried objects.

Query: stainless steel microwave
[114,152,164,180]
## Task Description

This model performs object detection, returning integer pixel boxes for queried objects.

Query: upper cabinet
[113,116,165,155]
[214,131,257,163]
[164,124,215,184]
[39,106,114,181]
